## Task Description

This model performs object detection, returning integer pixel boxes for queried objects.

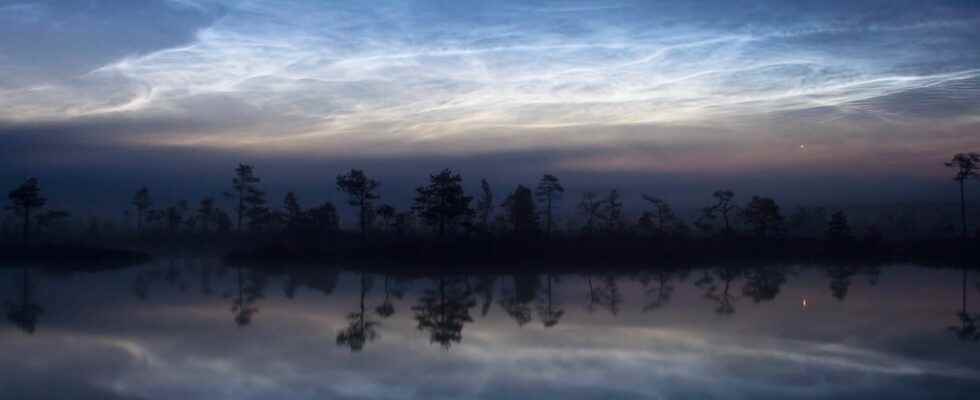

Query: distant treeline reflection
[5,260,979,348]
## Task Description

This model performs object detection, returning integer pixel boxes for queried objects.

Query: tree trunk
[359,199,367,237]
[237,190,244,231]
[960,179,967,239]
[22,206,31,243]
[962,267,968,315]
[546,197,552,237]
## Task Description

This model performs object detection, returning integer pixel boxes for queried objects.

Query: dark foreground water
[1,261,979,399]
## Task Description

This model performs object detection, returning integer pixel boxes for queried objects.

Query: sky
[1,0,979,213]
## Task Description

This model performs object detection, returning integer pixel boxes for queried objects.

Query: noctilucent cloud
[1,0,979,207]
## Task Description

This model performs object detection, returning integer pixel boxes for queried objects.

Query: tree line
[4,152,979,247]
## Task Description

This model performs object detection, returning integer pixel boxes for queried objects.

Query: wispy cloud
[1,0,979,175]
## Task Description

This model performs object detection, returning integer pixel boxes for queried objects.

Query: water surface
[1,261,978,399]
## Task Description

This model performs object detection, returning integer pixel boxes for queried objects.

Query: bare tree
[710,190,737,235]
[535,174,564,237]
[131,187,152,233]
[577,191,605,233]
[640,195,678,236]
[945,153,980,238]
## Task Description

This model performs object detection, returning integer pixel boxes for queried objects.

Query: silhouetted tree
[131,187,152,233]
[7,178,47,243]
[164,201,189,234]
[789,206,828,238]
[196,197,217,233]
[144,208,165,230]
[697,190,737,236]
[502,185,538,236]
[376,204,396,232]
[577,192,605,234]
[337,273,378,351]
[413,169,473,237]
[392,211,416,236]
[5,267,43,334]
[602,189,625,233]
[826,210,853,243]
[214,208,233,232]
[535,174,564,237]
[34,209,69,239]
[475,179,495,233]
[639,195,678,237]
[413,276,475,348]
[245,203,275,232]
[283,191,304,230]
[741,196,784,238]
[308,202,340,235]
[226,164,266,231]
[708,190,737,235]
[945,153,980,238]
[336,169,380,236]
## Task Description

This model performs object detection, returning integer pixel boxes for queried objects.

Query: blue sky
[1,0,979,209]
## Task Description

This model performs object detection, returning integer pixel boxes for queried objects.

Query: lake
[1,261,978,399]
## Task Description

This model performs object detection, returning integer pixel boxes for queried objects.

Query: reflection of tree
[164,258,188,292]
[823,263,882,301]
[949,267,980,342]
[472,275,496,317]
[282,268,340,299]
[696,267,740,315]
[375,274,403,319]
[413,276,476,348]
[5,267,43,334]
[584,274,622,315]
[825,264,860,301]
[283,274,298,299]
[498,274,540,325]
[226,267,267,327]
[337,273,378,351]
[198,260,215,296]
[132,270,153,300]
[535,274,564,328]
[741,265,787,303]
[639,268,687,312]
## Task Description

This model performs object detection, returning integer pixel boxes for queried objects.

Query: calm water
[1,261,979,399]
